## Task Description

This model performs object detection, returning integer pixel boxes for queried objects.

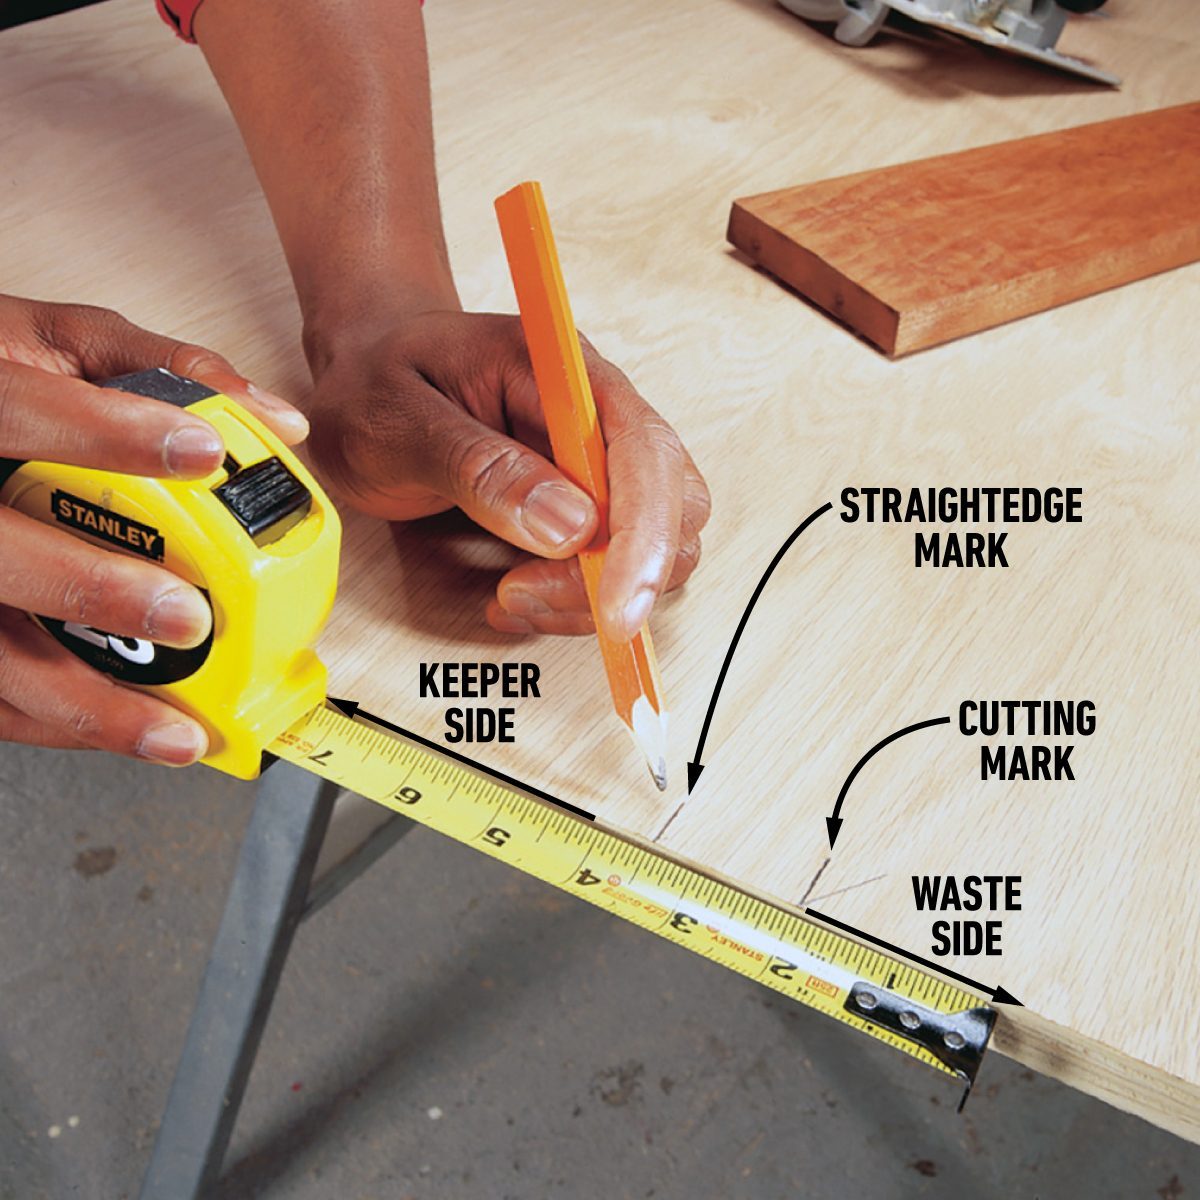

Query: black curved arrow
[687,501,833,793]
[826,716,951,848]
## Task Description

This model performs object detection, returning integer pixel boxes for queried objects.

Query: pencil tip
[628,696,670,795]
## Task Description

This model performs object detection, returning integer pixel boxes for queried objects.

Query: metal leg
[303,809,415,920]
[138,761,339,1200]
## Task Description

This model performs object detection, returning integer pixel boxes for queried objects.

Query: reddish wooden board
[728,103,1200,356]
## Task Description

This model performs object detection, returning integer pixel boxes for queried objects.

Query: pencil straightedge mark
[798,856,832,907]
[653,802,686,842]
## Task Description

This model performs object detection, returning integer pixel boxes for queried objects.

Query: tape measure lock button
[214,456,312,546]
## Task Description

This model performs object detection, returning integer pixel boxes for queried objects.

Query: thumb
[421,406,598,558]
[32,302,309,445]
[167,344,310,447]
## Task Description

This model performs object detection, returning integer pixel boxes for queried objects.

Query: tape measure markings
[271,703,995,1091]
[329,701,598,822]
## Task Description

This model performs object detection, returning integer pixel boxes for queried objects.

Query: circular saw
[778,0,1118,85]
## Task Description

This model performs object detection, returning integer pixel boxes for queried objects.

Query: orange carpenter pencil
[494,181,668,790]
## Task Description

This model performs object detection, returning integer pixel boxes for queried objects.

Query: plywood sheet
[728,102,1200,355]
[1,0,1197,1143]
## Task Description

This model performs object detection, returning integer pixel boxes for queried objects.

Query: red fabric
[156,0,424,43]
[155,0,205,41]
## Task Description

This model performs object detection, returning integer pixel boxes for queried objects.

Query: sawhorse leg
[139,759,412,1200]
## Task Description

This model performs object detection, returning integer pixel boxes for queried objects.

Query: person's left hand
[304,311,710,641]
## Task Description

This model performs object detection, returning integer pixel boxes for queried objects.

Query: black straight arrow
[326,698,595,821]
[805,906,1022,1006]
[688,501,833,793]
[827,716,951,849]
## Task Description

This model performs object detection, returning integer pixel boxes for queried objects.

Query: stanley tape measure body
[2,368,995,1092]
[0,368,341,778]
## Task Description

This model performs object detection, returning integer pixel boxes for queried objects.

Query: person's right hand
[0,294,308,764]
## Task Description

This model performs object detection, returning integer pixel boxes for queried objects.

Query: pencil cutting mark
[807,874,888,906]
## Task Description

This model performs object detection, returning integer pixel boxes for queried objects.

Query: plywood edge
[728,198,900,355]
[995,1008,1200,1144]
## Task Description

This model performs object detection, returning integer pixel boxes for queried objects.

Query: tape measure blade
[270,704,994,1088]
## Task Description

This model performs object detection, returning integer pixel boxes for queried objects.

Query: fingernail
[136,721,207,766]
[621,588,656,635]
[164,423,223,477]
[522,483,593,548]
[490,610,535,635]
[502,587,553,618]
[247,382,310,438]
[145,586,212,647]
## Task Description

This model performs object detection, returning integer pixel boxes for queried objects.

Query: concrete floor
[0,744,1195,1200]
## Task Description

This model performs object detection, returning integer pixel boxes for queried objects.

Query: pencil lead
[629,696,670,794]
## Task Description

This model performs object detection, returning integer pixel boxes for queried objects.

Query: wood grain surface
[728,102,1200,354]
[0,0,1197,1142]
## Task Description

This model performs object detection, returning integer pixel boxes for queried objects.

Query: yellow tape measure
[270,703,997,1099]
[0,368,340,778]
